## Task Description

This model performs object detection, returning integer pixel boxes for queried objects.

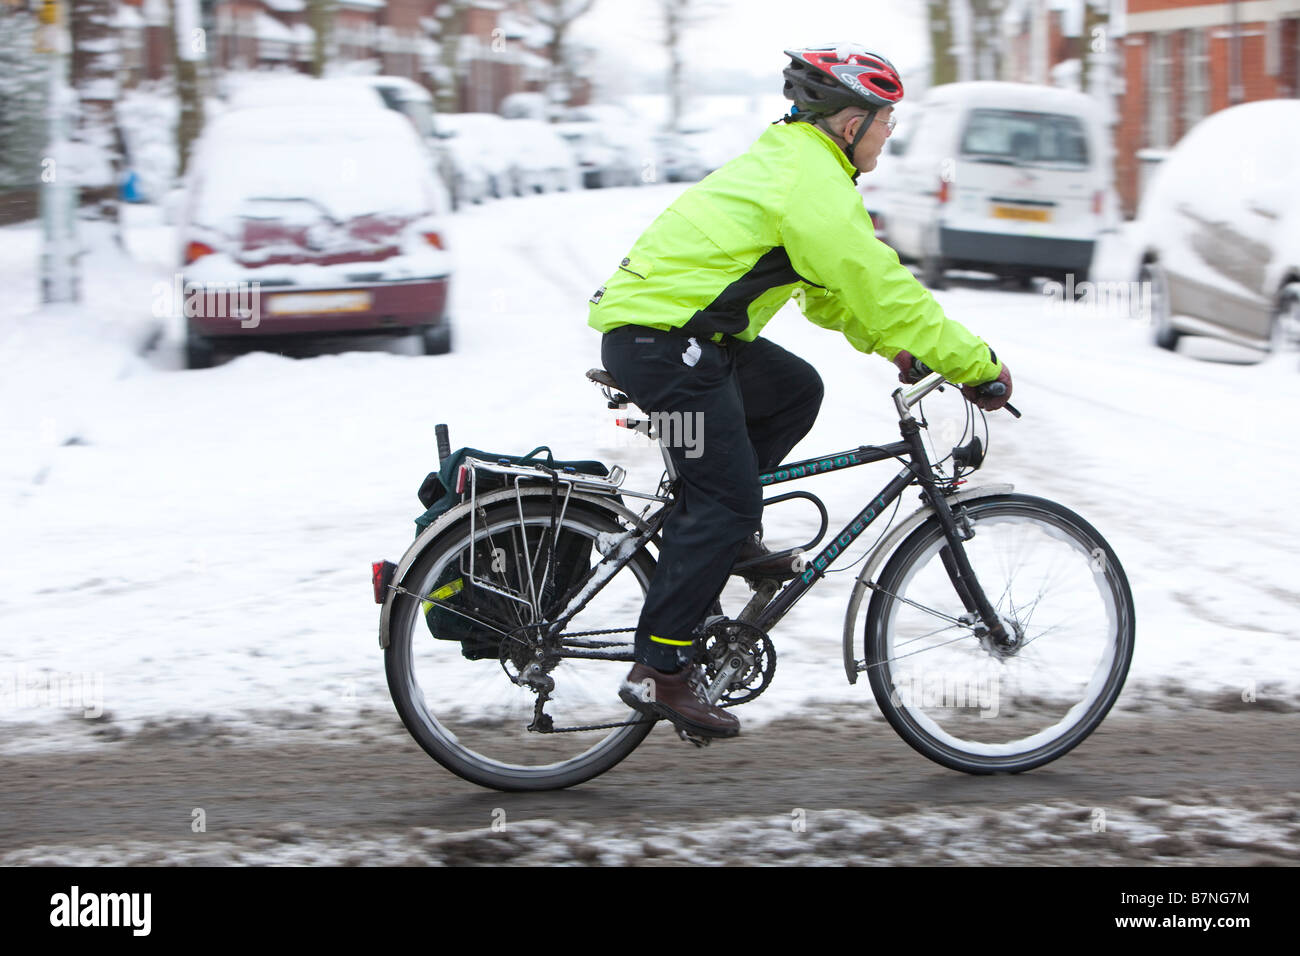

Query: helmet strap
[846,108,879,161]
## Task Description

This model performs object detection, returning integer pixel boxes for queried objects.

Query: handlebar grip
[905,357,932,383]
[436,423,451,464]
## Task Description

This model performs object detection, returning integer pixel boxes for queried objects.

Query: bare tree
[69,0,119,207]
[969,0,1005,81]
[431,1,476,113]
[522,0,598,109]
[306,0,336,79]
[927,0,958,87]
[659,0,723,132]
[172,0,204,178]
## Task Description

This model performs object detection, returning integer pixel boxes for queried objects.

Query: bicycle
[374,368,1135,792]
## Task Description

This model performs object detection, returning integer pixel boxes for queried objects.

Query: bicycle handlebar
[897,359,1020,419]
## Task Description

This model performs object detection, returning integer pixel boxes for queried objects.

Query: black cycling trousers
[601,325,824,671]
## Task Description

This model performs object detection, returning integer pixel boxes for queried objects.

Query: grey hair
[825,107,873,139]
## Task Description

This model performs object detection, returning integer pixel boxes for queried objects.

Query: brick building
[110,0,585,115]
[1117,0,1300,215]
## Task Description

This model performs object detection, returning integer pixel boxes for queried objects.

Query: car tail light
[1092,190,1103,216]
[422,231,444,250]
[937,178,950,204]
[184,241,215,264]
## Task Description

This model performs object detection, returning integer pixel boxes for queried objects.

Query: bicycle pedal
[675,726,711,748]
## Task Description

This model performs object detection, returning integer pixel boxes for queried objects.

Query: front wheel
[864,494,1135,774]
[384,499,657,791]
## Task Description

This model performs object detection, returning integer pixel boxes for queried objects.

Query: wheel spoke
[864,497,1133,773]
[386,500,657,790]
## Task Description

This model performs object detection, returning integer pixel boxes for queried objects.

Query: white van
[882,81,1112,288]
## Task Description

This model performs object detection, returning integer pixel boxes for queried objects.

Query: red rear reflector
[423,231,444,250]
[184,241,215,264]
[455,465,468,494]
[371,561,396,604]
[937,179,950,204]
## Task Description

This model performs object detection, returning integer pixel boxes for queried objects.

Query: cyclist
[589,44,1013,740]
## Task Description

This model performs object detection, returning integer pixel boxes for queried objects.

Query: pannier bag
[415,446,608,660]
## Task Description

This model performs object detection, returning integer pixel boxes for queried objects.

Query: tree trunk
[307,0,334,79]
[666,9,682,131]
[70,0,120,209]
[436,3,471,113]
[1081,0,1106,96]
[928,0,957,87]
[172,0,204,179]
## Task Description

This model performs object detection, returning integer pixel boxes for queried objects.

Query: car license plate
[266,291,373,316]
[992,205,1051,223]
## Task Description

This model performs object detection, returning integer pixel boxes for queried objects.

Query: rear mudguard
[841,483,1014,683]
[378,487,651,649]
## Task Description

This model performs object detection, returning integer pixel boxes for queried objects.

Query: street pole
[37,0,80,305]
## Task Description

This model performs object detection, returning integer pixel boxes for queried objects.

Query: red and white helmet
[783,44,904,116]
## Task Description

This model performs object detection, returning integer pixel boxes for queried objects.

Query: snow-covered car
[678,115,766,176]
[436,112,515,201]
[224,74,454,212]
[502,119,578,194]
[884,82,1112,288]
[554,122,637,188]
[652,132,706,183]
[562,104,659,185]
[178,106,453,368]
[1134,99,1300,355]
[329,75,456,211]
[224,74,383,114]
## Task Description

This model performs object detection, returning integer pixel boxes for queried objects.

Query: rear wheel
[864,494,1135,774]
[384,499,656,791]
[184,334,222,369]
[420,323,452,355]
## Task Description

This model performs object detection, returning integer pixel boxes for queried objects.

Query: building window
[1184,28,1208,128]
[1147,32,1171,148]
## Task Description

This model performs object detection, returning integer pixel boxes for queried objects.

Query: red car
[178,103,452,368]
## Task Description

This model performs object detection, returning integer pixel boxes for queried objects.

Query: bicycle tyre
[385,498,657,791]
[864,494,1135,774]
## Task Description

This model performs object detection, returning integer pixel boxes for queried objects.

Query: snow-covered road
[2,185,1298,750]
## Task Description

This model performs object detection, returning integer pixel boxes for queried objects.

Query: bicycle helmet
[781,45,903,171]
[782,44,904,116]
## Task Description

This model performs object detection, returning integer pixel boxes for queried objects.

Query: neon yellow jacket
[588,119,1002,385]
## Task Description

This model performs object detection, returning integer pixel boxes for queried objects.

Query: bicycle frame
[543,371,1013,654]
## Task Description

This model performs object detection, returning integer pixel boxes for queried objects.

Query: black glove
[894,350,1014,412]
[892,350,931,384]
[961,363,1013,412]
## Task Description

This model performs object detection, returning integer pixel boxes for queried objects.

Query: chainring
[697,619,776,707]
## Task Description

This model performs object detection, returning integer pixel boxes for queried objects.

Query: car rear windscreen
[959,110,1089,166]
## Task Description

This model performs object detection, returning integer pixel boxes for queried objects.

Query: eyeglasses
[874,113,897,134]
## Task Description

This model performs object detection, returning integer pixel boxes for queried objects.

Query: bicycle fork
[900,417,1017,652]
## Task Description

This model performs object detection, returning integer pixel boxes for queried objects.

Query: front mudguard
[841,483,1014,683]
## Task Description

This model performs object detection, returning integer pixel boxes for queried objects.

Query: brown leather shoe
[619,662,740,739]
[732,533,798,580]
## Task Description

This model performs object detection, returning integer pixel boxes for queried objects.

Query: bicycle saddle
[585,368,621,390]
